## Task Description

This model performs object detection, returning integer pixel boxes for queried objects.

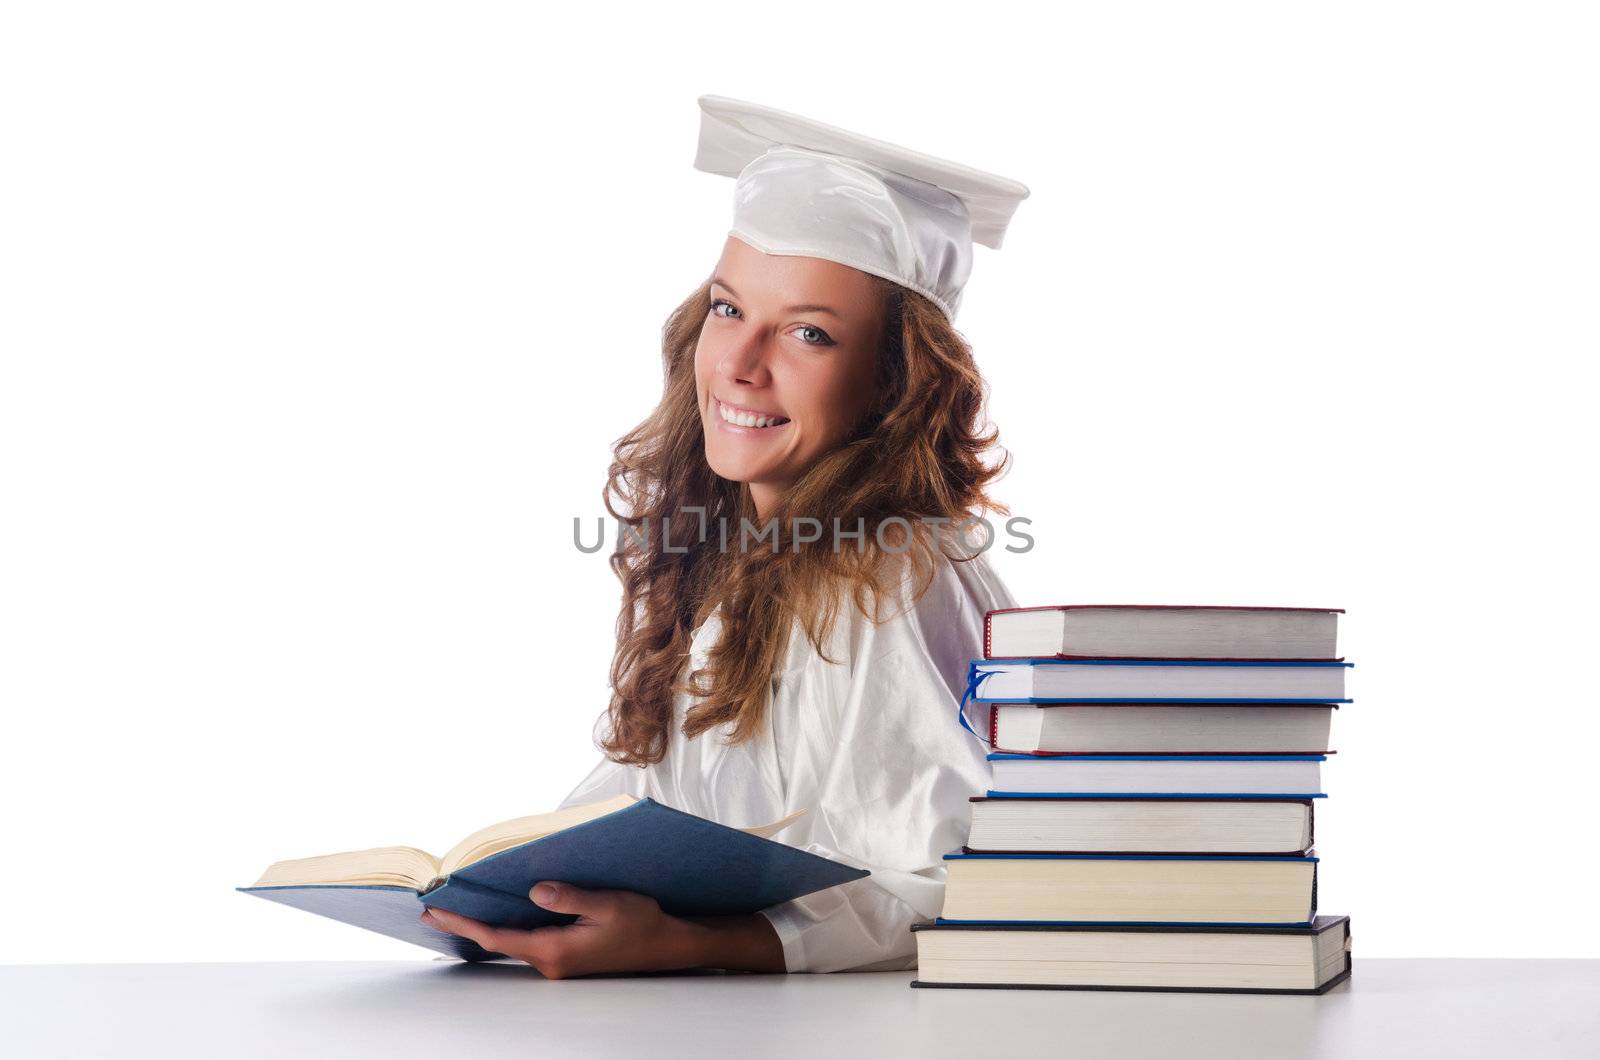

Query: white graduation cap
[693,94,1030,321]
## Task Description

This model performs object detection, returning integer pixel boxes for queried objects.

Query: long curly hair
[596,273,1009,765]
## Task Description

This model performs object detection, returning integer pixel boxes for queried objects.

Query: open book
[247,794,804,890]
[239,795,868,961]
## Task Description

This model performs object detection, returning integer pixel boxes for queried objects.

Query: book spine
[983,654,1346,662]
[908,972,1350,996]
[982,605,1344,614]
[961,846,1315,857]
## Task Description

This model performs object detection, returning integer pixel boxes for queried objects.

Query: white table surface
[2,959,1596,1059]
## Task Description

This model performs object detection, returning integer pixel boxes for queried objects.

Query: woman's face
[694,236,884,515]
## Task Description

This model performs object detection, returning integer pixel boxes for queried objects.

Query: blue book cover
[986,754,1327,761]
[239,797,869,960]
[963,658,1354,703]
[984,790,1326,799]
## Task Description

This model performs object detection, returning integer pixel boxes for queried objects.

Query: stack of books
[913,605,1354,995]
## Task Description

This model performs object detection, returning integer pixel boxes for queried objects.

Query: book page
[439,799,809,874]
[246,797,812,887]
[249,846,441,889]
[740,807,807,838]
[438,794,642,876]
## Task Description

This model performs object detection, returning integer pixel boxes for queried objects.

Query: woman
[422,96,1029,977]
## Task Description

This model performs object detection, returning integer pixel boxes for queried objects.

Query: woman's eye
[709,298,832,346]
[794,324,835,347]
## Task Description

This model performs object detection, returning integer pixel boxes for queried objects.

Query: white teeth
[717,400,786,429]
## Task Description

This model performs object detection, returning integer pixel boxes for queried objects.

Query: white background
[2,1,1595,963]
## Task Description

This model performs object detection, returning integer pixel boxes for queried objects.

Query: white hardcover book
[985,605,1341,660]
[965,797,1314,854]
[986,755,1325,795]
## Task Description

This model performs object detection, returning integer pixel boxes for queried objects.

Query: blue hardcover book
[964,658,1353,703]
[238,795,868,960]
[937,852,1319,927]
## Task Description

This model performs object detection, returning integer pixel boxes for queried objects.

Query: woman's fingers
[421,907,509,955]
[421,907,567,972]
[420,887,684,979]
[530,880,652,920]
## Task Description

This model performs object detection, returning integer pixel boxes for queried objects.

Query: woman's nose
[717,331,773,385]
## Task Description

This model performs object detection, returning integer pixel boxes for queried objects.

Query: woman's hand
[421,881,702,979]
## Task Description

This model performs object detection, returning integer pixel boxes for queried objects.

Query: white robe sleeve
[755,553,1006,973]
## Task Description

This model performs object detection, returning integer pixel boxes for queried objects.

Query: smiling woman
[423,94,1030,978]
[697,237,885,519]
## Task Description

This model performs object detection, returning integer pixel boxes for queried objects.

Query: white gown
[556,547,1018,973]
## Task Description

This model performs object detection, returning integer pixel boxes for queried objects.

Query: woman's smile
[712,395,792,434]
